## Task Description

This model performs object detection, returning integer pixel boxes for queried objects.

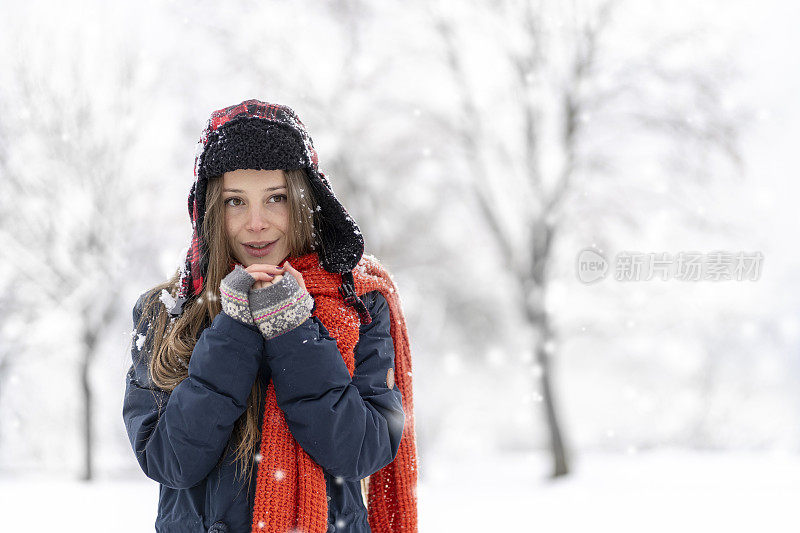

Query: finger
[278,264,303,288]
[283,263,304,284]
[289,273,306,291]
[282,262,299,277]
[246,268,282,277]
[253,279,273,289]
[246,264,285,275]
[247,263,284,270]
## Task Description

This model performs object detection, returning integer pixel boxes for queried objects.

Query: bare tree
[427,0,748,477]
[0,27,157,480]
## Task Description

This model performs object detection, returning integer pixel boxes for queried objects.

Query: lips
[243,240,277,257]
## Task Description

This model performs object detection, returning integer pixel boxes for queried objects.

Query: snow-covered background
[0,0,798,531]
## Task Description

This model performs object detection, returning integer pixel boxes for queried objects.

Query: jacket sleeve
[122,292,264,489]
[264,291,405,481]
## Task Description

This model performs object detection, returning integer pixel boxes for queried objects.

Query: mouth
[242,239,277,257]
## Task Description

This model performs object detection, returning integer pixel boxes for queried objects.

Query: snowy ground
[2,450,797,532]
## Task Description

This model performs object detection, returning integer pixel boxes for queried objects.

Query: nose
[245,205,273,231]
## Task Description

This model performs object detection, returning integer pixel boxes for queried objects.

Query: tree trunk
[526,222,570,477]
[80,328,96,481]
[534,318,569,477]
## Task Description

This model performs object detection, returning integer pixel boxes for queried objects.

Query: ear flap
[306,168,364,273]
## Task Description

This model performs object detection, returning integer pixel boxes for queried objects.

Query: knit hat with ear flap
[168,99,369,323]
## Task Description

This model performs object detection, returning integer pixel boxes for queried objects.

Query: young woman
[122,99,418,533]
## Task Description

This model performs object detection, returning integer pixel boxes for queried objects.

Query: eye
[224,195,287,207]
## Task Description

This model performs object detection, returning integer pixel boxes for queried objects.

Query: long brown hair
[133,168,322,493]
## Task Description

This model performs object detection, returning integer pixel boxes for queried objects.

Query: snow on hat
[167,99,365,318]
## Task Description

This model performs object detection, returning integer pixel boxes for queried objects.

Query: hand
[246,261,307,291]
[248,260,314,339]
[244,264,284,289]
[219,265,259,326]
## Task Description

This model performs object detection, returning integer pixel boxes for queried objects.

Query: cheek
[275,209,291,233]
[224,213,239,237]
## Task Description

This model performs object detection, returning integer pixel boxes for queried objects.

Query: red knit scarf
[250,251,418,532]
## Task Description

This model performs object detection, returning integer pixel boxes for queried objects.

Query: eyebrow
[223,186,287,193]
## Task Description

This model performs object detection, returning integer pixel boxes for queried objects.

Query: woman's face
[222,168,291,268]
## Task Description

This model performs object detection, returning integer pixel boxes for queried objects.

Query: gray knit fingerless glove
[249,272,315,339]
[219,264,257,326]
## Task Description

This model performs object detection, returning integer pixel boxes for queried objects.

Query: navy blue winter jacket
[122,289,404,532]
